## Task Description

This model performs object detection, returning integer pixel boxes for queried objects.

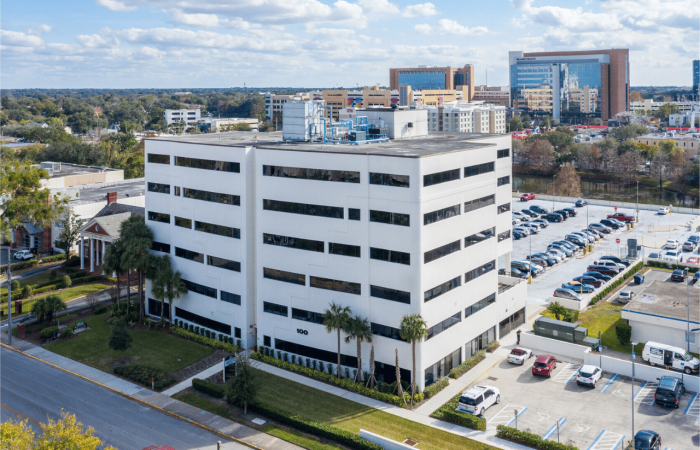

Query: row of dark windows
[498,230,511,242]
[292,307,325,324]
[175,247,203,264]
[148,211,170,224]
[497,176,510,187]
[182,279,217,299]
[263,165,359,183]
[369,247,411,266]
[424,204,460,226]
[221,291,241,305]
[175,216,192,229]
[274,338,358,368]
[371,322,406,341]
[263,267,306,286]
[369,210,410,227]
[148,182,170,194]
[498,203,510,214]
[264,233,324,253]
[329,242,361,258]
[424,275,461,303]
[148,153,169,164]
[427,312,461,340]
[264,301,288,316]
[424,240,460,264]
[424,168,460,187]
[176,156,240,173]
[497,149,510,159]
[151,241,170,253]
[184,188,240,206]
[465,228,495,248]
[464,195,495,213]
[208,255,241,272]
[263,199,343,219]
[175,306,231,335]
[196,221,241,239]
[370,172,410,188]
[310,276,361,295]
[464,162,495,178]
[465,293,496,318]
[465,260,496,283]
[370,285,411,305]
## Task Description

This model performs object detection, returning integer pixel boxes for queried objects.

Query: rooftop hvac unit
[40,161,61,172]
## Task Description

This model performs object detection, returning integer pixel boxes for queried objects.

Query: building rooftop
[622,280,699,323]
[637,133,700,141]
[42,162,120,178]
[53,178,145,206]
[149,131,500,158]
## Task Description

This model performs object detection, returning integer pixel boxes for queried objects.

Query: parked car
[554,209,570,219]
[610,218,626,228]
[658,207,670,215]
[607,212,635,223]
[600,255,631,267]
[573,276,603,288]
[543,213,563,223]
[583,228,603,239]
[634,430,661,449]
[520,193,536,201]
[521,209,538,217]
[561,281,595,293]
[547,245,573,257]
[570,231,594,244]
[662,251,682,263]
[457,385,500,416]
[642,341,699,374]
[600,219,621,229]
[648,252,660,259]
[506,267,529,279]
[654,376,685,409]
[513,230,526,240]
[563,207,577,217]
[670,269,686,281]
[547,248,568,259]
[553,240,578,251]
[512,261,544,276]
[532,355,557,377]
[553,287,584,301]
[688,256,700,265]
[682,241,696,252]
[529,256,552,267]
[575,199,588,207]
[520,223,540,234]
[589,223,612,234]
[565,235,587,247]
[583,271,612,282]
[688,235,700,244]
[593,260,626,271]
[13,249,33,260]
[586,265,620,276]
[532,218,549,228]
[513,226,531,236]
[536,251,562,262]
[576,365,602,387]
[617,290,634,303]
[507,347,533,365]
[512,211,529,222]
[530,205,548,214]
[665,239,681,249]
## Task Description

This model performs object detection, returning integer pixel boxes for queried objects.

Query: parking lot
[473,354,700,450]
[505,198,700,306]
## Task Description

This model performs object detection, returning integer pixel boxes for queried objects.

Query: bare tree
[617,151,642,184]
[650,153,670,193]
[554,163,582,197]
[600,146,619,173]
[529,139,555,175]
[577,144,599,179]
[85,291,99,312]
[668,152,689,194]
[394,348,404,405]
[108,283,120,305]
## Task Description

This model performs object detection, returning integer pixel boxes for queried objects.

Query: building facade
[472,86,510,107]
[164,108,202,125]
[693,60,699,96]
[509,49,629,122]
[143,121,524,389]
[390,65,475,99]
[424,102,507,134]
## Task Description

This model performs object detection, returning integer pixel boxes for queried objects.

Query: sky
[1,0,698,89]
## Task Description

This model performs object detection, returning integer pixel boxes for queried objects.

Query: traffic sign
[616,238,620,243]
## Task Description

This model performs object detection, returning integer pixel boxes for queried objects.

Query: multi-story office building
[264,93,311,121]
[143,106,525,390]
[424,102,507,134]
[630,99,700,114]
[164,108,202,125]
[321,87,395,120]
[472,86,510,108]
[692,60,699,96]
[509,49,629,122]
[390,65,475,99]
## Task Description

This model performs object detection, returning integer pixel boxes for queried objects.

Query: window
[424,276,461,303]
[263,233,324,253]
[151,241,170,253]
[181,279,216,298]
[497,149,510,158]
[498,230,511,242]
[184,188,239,206]
[221,291,241,305]
[370,210,410,227]
[424,204,460,225]
[174,186,181,196]
[235,328,241,339]
[424,169,460,187]
[148,211,170,224]
[148,182,170,194]
[263,165,359,183]
[424,240,460,264]
[264,301,288,317]
[292,308,325,324]
[497,203,510,214]
[465,293,496,317]
[264,335,271,347]
[175,306,230,334]
[370,247,410,265]
[310,276,361,295]
[175,216,192,229]
[263,267,305,286]
[465,260,496,283]
[686,331,697,344]
[497,176,510,186]
[464,162,494,178]
[464,195,495,213]
[263,199,343,219]
[175,247,204,264]
[369,172,410,188]
[371,323,406,341]
[275,338,358,367]
[427,312,461,340]
[329,243,361,258]
[370,285,410,305]
[207,255,241,272]
[148,153,169,164]
[175,156,240,173]
[349,208,361,221]
[465,228,495,248]
[195,221,240,239]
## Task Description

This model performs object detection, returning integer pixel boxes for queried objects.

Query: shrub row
[430,392,486,431]
[32,271,88,290]
[448,351,486,379]
[647,260,699,273]
[496,425,578,450]
[248,402,383,450]
[589,261,643,305]
[170,326,241,354]
[41,254,68,263]
[250,351,410,406]
[174,321,240,345]
[66,255,81,267]
[486,340,500,353]
[2,275,112,302]
[40,326,59,340]
[0,259,38,274]
[424,376,450,399]
[114,364,175,390]
[192,378,225,399]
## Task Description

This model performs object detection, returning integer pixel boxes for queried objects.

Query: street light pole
[552,175,556,212]
[685,268,690,353]
[636,181,639,220]
[632,340,638,440]
[6,248,12,345]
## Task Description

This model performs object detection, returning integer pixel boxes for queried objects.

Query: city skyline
[1,0,698,89]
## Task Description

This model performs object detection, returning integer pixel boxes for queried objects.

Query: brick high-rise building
[390,65,475,100]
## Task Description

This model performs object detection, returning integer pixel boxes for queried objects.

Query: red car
[532,355,557,377]
[520,193,536,201]
[607,212,635,223]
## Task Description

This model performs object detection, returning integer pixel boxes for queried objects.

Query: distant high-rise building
[693,60,699,95]
[509,49,629,122]
[390,65,475,100]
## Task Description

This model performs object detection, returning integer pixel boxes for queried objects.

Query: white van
[642,341,700,374]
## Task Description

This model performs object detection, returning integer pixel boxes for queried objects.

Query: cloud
[358,0,399,15]
[510,0,534,9]
[27,24,52,35]
[414,23,432,34]
[414,20,488,36]
[169,10,252,29]
[0,30,44,48]
[402,3,437,17]
[96,0,137,12]
[526,6,622,32]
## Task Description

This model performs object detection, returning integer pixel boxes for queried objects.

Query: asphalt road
[0,347,246,450]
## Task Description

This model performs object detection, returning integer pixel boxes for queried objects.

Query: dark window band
[176,306,229,334]
[424,276,461,303]
[424,240,460,264]
[424,204,460,226]
[151,241,170,253]
[427,312,461,340]
[264,301,288,316]
[465,260,495,283]
[181,279,216,298]
[371,323,406,341]
[263,165,359,183]
[497,149,509,159]
[263,233,324,253]
[148,182,170,194]
[148,153,169,164]
[370,172,410,188]
[195,221,240,239]
[370,210,410,227]
[221,291,241,305]
[465,293,496,318]
[464,162,494,178]
[207,255,241,272]
[292,308,325,324]
[275,338,358,367]
[370,285,410,304]
[498,203,510,214]
[263,199,343,219]
[349,209,360,221]
[175,216,192,229]
[329,243,361,258]
[175,247,204,264]
[263,267,305,286]
[184,188,239,206]
[148,211,170,224]
[310,276,361,295]
[176,156,240,173]
[498,230,511,242]
[465,195,495,213]
[465,228,495,248]
[370,247,410,266]
[424,169,460,187]
[497,176,510,186]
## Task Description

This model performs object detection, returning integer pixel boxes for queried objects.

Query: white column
[89,238,94,273]
[505,251,512,272]
[101,240,106,275]
[80,235,85,270]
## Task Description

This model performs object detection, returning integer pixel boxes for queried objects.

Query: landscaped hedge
[192,378,225,398]
[170,326,241,354]
[430,392,486,431]
[114,364,175,390]
[248,402,383,450]
[497,425,578,450]
[448,351,486,379]
[589,262,643,305]
[424,376,450,399]
[647,260,699,273]
[251,351,406,406]
[0,259,38,274]
[41,254,68,263]
[40,326,59,340]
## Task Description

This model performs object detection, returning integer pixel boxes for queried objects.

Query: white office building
[424,101,507,134]
[143,108,525,389]
[164,108,202,125]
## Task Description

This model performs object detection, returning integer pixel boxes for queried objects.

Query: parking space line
[586,430,606,450]
[504,408,528,427]
[634,381,657,406]
[683,391,699,416]
[542,417,566,440]
[552,363,581,384]
[599,374,619,393]
[487,403,527,429]
[588,430,625,450]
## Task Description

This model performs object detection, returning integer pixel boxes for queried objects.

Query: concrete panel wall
[512,193,700,216]
[360,430,416,450]
[519,332,588,360]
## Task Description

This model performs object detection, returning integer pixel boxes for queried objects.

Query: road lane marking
[542,418,567,440]
[684,391,699,416]
[553,363,581,384]
[589,430,625,450]
[599,374,619,393]
[587,430,606,450]
[634,381,657,405]
[0,402,41,426]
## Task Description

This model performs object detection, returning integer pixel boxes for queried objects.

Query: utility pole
[552,175,557,212]
[685,268,690,353]
[632,341,638,440]
[6,248,12,345]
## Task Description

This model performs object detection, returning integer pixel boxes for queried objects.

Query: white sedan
[662,251,682,263]
[507,347,533,365]
[658,207,670,215]
[576,365,602,387]
[13,250,33,260]
[665,239,681,249]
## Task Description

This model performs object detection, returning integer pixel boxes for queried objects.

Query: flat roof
[622,280,699,323]
[149,131,501,158]
[45,163,119,178]
[54,179,145,206]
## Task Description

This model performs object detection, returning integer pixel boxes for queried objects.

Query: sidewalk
[0,334,302,450]
[163,361,225,396]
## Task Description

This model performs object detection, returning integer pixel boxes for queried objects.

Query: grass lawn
[251,368,496,450]
[1,271,56,295]
[1,283,110,315]
[45,312,214,373]
[577,302,643,355]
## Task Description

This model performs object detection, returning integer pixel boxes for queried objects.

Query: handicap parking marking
[587,430,625,450]
[552,363,582,384]
[634,380,657,405]
[487,403,527,429]
[683,391,699,416]
[599,373,619,393]
[542,417,567,440]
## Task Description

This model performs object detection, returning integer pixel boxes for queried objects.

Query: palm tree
[149,255,187,322]
[323,302,351,378]
[547,301,568,321]
[119,215,153,321]
[399,314,428,405]
[103,239,127,307]
[344,315,372,383]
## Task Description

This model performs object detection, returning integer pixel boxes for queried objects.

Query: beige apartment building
[472,86,510,107]
[390,64,475,100]
[516,85,554,113]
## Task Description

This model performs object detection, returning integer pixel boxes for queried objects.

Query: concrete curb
[0,342,264,450]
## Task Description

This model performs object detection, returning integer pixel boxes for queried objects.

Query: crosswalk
[552,363,581,384]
